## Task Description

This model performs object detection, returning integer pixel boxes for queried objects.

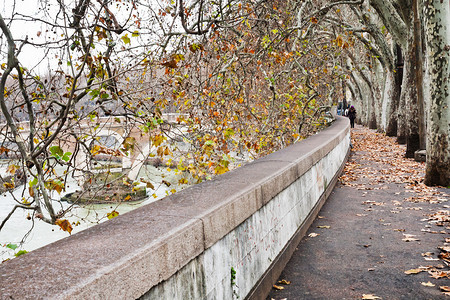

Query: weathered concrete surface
[0,118,350,300]
[143,118,350,299]
[267,126,449,300]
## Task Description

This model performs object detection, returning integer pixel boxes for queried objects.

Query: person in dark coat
[347,106,356,128]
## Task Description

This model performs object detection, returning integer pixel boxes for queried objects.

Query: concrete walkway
[267,126,449,300]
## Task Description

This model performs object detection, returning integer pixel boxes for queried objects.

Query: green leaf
[62,152,72,162]
[14,250,28,257]
[6,243,18,250]
[89,89,100,98]
[49,146,64,157]
[29,177,38,187]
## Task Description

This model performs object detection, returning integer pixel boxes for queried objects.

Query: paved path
[267,126,449,300]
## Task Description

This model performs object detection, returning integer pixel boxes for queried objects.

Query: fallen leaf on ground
[404,268,425,274]
[421,281,435,287]
[439,246,450,252]
[440,286,450,292]
[438,252,450,264]
[428,270,450,279]
[317,225,330,229]
[278,279,291,285]
[308,233,319,237]
[402,234,420,242]
[402,237,420,242]
[424,257,439,261]
[272,285,284,290]
[362,294,381,299]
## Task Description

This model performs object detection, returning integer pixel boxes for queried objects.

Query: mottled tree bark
[386,45,403,137]
[423,0,450,186]
[403,22,421,158]
[412,0,426,150]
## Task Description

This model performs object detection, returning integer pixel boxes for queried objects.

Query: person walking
[347,106,356,128]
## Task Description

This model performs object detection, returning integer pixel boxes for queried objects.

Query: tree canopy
[0,0,448,254]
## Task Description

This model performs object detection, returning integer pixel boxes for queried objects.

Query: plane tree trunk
[423,0,450,186]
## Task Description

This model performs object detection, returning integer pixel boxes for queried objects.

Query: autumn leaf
[438,251,450,263]
[421,281,435,287]
[402,234,420,242]
[7,164,19,175]
[0,146,10,155]
[122,137,136,153]
[440,286,450,292]
[402,237,420,242]
[161,54,184,69]
[152,134,164,147]
[317,225,330,229]
[278,279,291,285]
[428,270,449,279]
[362,294,381,299]
[189,43,203,52]
[438,246,450,252]
[308,233,319,237]
[107,210,119,219]
[336,36,344,47]
[3,182,15,190]
[404,268,425,274]
[55,219,73,234]
[179,178,189,184]
[124,195,132,201]
[424,257,439,261]
[29,186,34,197]
[121,34,131,44]
[272,285,284,290]
[139,178,155,189]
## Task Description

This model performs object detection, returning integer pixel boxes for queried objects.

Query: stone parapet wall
[0,117,350,300]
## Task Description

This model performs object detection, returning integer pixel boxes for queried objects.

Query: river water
[0,162,186,261]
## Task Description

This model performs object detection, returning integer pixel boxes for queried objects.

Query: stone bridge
[0,117,350,300]
[0,113,182,182]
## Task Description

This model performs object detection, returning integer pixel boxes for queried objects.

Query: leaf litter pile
[269,127,448,299]
[339,128,450,298]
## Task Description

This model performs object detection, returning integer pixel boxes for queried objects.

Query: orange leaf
[55,219,73,234]
[272,285,284,290]
[161,59,177,68]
